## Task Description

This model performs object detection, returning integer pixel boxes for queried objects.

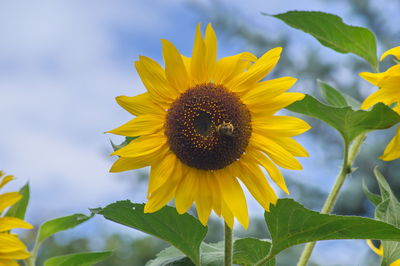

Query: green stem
[224,223,233,266]
[27,235,40,266]
[297,134,365,266]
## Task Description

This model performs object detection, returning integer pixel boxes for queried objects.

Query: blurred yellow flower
[0,171,33,266]
[367,239,400,266]
[360,46,400,161]
[109,24,310,228]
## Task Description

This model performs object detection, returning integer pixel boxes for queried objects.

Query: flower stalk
[297,134,365,266]
[26,246,38,266]
[224,223,233,266]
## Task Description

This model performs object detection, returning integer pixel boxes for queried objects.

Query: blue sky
[2,0,396,264]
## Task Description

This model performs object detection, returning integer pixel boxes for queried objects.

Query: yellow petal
[107,114,164,137]
[115,93,164,116]
[147,152,178,196]
[242,77,297,104]
[0,234,28,253]
[213,52,257,85]
[394,105,400,115]
[0,193,21,213]
[378,67,400,90]
[0,217,33,232]
[236,155,278,211]
[0,175,14,190]
[227,47,282,93]
[253,116,311,137]
[269,137,309,157]
[380,46,400,61]
[109,146,165,172]
[251,133,302,170]
[359,71,386,86]
[366,239,383,256]
[215,167,249,229]
[207,172,222,217]
[0,259,19,266]
[144,159,183,213]
[162,39,189,93]
[181,55,191,74]
[248,148,289,194]
[135,56,177,107]
[380,126,400,161]
[191,24,207,84]
[175,169,198,214]
[205,24,217,81]
[111,134,166,157]
[251,92,305,117]
[221,199,235,229]
[0,249,30,260]
[361,87,397,110]
[195,173,213,226]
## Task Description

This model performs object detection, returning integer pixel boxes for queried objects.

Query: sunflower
[360,46,400,161]
[367,240,400,266]
[109,24,310,228]
[0,171,33,266]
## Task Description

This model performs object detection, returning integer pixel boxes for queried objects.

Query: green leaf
[234,238,274,266]
[362,179,381,206]
[318,80,361,109]
[343,94,362,110]
[373,168,400,265]
[44,251,112,266]
[200,242,224,266]
[270,11,378,67]
[318,80,348,107]
[6,182,29,219]
[93,201,207,265]
[147,239,274,266]
[37,213,93,245]
[374,168,397,203]
[286,95,400,144]
[146,243,224,266]
[146,246,191,266]
[263,198,400,261]
[199,239,274,266]
[110,136,138,152]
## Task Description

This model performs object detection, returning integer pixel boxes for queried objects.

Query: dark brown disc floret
[165,83,252,170]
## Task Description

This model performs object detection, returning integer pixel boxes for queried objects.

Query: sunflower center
[193,111,213,136]
[165,83,252,170]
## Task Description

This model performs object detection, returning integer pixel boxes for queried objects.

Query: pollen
[165,83,252,170]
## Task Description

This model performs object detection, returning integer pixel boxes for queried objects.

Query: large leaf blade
[286,95,400,144]
[271,11,378,67]
[44,251,112,266]
[93,200,207,265]
[264,199,400,260]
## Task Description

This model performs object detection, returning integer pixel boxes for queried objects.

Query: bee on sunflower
[0,171,32,266]
[108,24,310,228]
